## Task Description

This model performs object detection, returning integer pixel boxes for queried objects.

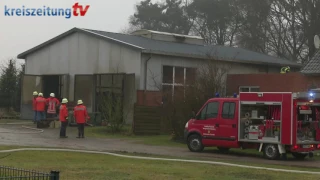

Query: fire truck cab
[184,92,320,160]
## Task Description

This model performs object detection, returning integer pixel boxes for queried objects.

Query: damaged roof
[17,27,301,68]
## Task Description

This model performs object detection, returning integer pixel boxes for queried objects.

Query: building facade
[226,50,320,95]
[18,28,301,123]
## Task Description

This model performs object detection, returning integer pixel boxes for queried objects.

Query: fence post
[50,170,60,180]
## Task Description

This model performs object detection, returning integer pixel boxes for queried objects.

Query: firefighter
[280,66,290,74]
[32,91,38,123]
[35,93,46,122]
[46,93,60,118]
[73,100,90,138]
[59,98,69,138]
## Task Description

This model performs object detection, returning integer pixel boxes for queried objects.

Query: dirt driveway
[0,124,319,168]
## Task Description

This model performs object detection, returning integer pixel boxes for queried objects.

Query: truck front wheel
[263,144,280,160]
[292,152,307,160]
[187,134,204,152]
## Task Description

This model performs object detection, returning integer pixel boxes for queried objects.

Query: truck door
[216,101,238,144]
[193,100,220,145]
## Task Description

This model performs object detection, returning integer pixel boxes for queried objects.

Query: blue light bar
[215,93,220,97]
[233,93,237,98]
[308,92,316,102]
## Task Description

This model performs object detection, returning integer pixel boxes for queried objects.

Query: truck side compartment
[185,91,320,160]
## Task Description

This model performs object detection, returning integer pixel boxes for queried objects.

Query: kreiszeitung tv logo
[3,2,90,19]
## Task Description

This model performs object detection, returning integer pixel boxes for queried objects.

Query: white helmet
[33,91,38,96]
[38,93,43,97]
[77,100,83,105]
[62,98,68,104]
[50,93,55,97]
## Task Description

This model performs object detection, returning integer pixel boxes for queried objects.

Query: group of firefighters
[32,91,90,138]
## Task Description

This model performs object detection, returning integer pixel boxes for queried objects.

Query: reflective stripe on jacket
[73,105,89,124]
[46,98,60,114]
[59,104,68,122]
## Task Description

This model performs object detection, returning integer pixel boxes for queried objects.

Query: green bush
[99,92,124,133]
[162,60,230,140]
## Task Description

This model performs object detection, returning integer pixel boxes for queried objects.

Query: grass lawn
[85,126,185,147]
[0,145,318,171]
[85,126,320,160]
[0,150,319,180]
[116,151,320,172]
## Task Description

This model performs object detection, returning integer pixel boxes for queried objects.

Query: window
[199,105,207,120]
[250,87,260,92]
[207,102,219,118]
[222,102,236,119]
[239,86,260,92]
[163,66,173,83]
[162,66,197,100]
[175,67,184,84]
[197,102,219,120]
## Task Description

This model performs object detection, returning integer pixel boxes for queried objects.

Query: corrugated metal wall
[140,53,282,91]
[22,32,141,121]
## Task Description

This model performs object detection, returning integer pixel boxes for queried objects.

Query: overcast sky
[0,0,147,65]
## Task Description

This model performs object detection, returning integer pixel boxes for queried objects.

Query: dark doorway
[42,75,61,101]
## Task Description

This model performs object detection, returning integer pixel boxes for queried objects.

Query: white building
[18,27,301,123]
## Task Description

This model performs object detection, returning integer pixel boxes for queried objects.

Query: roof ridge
[82,28,134,36]
[83,28,206,47]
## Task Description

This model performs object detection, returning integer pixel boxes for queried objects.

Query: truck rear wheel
[187,134,204,152]
[292,152,307,160]
[263,144,280,160]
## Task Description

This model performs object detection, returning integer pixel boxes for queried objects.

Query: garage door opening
[21,74,69,119]
[42,75,69,101]
[42,75,60,100]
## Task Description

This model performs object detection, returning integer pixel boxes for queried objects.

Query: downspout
[143,54,152,105]
[144,54,152,92]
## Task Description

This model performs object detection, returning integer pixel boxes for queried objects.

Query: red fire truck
[184,92,320,160]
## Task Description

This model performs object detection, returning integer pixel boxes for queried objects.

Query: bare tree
[99,89,125,133]
[267,0,312,62]
[119,23,141,34]
[188,0,242,46]
[236,0,272,54]
[97,64,134,133]
[147,50,233,140]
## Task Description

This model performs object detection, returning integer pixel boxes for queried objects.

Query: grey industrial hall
[18,27,301,123]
